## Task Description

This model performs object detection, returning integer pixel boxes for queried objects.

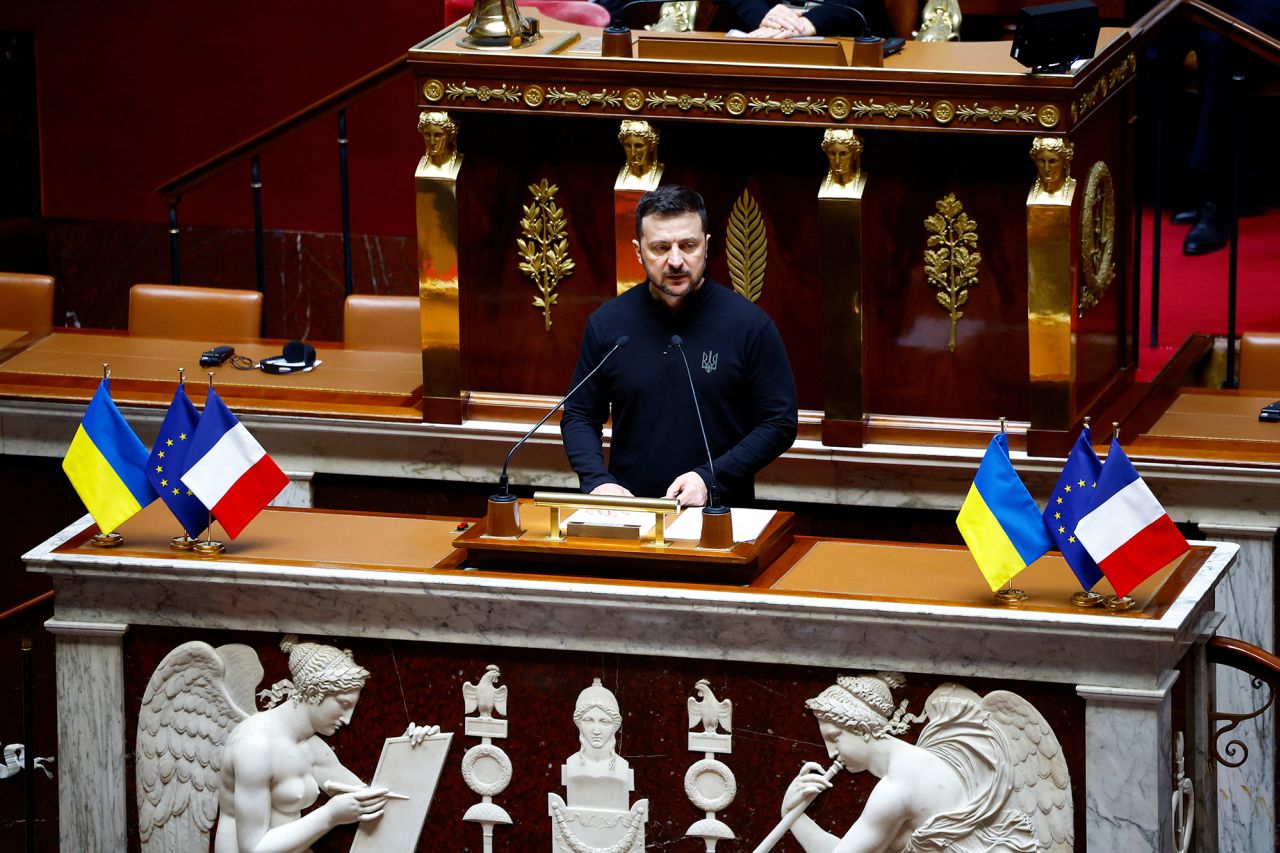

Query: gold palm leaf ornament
[517,179,575,331]
[923,193,981,353]
[725,190,767,303]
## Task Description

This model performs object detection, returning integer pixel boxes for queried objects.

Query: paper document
[561,508,658,535]
[665,507,776,543]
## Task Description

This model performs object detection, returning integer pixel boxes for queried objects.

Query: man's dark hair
[635,185,708,237]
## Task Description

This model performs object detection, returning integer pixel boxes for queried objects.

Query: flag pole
[1102,419,1136,611]
[1069,416,1104,608]
[88,362,126,548]
[193,372,226,556]
[992,416,1030,606]
[169,368,199,552]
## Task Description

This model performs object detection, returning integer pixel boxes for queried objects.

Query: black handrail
[1128,0,1279,374]
[157,55,408,309]
[157,55,408,198]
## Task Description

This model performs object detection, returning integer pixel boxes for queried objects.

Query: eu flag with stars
[1043,426,1104,590]
[146,384,207,538]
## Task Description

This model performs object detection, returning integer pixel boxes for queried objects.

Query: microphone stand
[670,336,733,550]
[486,336,629,537]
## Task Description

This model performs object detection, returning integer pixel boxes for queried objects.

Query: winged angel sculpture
[137,635,434,853]
[775,672,1072,853]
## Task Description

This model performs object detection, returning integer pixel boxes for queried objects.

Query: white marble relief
[762,672,1072,853]
[0,743,53,780]
[548,678,648,852]
[461,665,513,851]
[1173,731,1194,853]
[1204,524,1277,853]
[684,679,736,851]
[135,635,438,853]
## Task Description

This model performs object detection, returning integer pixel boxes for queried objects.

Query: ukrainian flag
[956,433,1053,591]
[62,380,157,534]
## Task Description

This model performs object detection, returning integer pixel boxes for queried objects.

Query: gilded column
[416,110,465,424]
[1026,137,1077,432]
[614,120,663,294]
[818,129,866,446]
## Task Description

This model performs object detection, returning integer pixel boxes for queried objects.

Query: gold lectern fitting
[463,0,540,49]
[819,128,866,199]
[916,0,962,41]
[645,1,699,32]
[726,190,767,303]
[1080,161,1116,313]
[417,111,462,179]
[518,179,575,331]
[616,120,663,191]
[924,194,982,353]
[1028,137,1075,203]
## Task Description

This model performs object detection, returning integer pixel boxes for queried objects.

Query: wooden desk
[26,507,1235,851]
[0,329,424,420]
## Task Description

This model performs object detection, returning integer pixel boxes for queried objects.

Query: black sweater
[561,279,798,504]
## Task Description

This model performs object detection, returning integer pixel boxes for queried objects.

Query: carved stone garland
[461,665,513,851]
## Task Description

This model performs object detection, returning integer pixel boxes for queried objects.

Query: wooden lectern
[408,24,1139,455]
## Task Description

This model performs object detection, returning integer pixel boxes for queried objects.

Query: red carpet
[1138,207,1280,379]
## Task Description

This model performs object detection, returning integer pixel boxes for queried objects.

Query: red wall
[2,0,447,237]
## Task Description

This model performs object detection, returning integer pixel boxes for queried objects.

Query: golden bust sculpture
[1029,136,1075,202]
[819,128,866,198]
[615,120,663,191]
[417,110,461,179]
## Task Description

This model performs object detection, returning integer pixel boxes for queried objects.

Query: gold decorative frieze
[726,190,767,303]
[423,79,445,102]
[524,85,545,107]
[726,93,747,115]
[749,95,827,116]
[954,103,1037,124]
[546,87,624,108]
[517,180,575,331]
[647,90,725,112]
[852,99,931,120]
[829,96,851,120]
[1070,52,1137,124]
[445,82,523,104]
[623,88,645,112]
[1037,105,1061,128]
[1079,161,1116,313]
[924,193,981,353]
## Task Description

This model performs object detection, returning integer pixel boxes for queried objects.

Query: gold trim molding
[517,179,575,331]
[1079,161,1116,313]
[420,77,1063,128]
[726,190,767,303]
[924,193,981,353]
[1070,52,1137,124]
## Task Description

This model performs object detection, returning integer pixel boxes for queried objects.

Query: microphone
[486,336,629,537]
[670,335,733,549]
[670,335,721,512]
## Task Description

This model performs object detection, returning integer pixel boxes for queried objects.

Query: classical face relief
[1033,150,1066,193]
[825,144,858,184]
[424,126,452,165]
[308,687,362,737]
[622,135,653,175]
[578,707,619,751]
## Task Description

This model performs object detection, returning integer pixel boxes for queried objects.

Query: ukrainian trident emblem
[701,351,718,373]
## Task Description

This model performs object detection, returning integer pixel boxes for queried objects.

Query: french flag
[1075,439,1189,597]
[180,388,288,539]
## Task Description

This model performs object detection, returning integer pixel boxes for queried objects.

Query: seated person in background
[560,185,797,508]
[728,0,891,39]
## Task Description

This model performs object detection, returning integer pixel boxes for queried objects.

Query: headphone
[259,340,317,375]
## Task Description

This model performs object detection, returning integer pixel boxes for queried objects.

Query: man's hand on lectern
[665,472,708,508]
[748,4,816,37]
[591,483,634,498]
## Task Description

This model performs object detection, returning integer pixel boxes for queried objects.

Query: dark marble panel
[40,220,416,342]
[124,625,1088,853]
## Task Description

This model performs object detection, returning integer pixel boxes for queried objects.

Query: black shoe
[1182,202,1229,255]
[1171,206,1199,225]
